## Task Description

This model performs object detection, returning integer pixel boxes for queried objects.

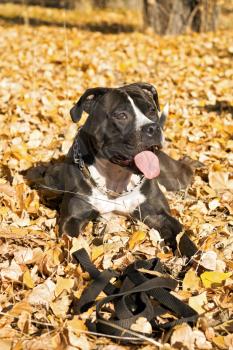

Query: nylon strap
[72,246,198,343]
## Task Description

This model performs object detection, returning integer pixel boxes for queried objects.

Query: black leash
[72,241,198,343]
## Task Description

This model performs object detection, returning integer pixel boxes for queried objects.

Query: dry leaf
[212,336,228,350]
[70,236,90,256]
[91,245,104,261]
[55,276,75,297]
[183,269,201,291]
[128,230,147,250]
[23,269,35,289]
[130,317,152,334]
[28,279,55,309]
[10,301,32,317]
[209,171,233,190]
[0,340,12,350]
[0,259,22,281]
[201,271,232,288]
[67,316,87,332]
[189,291,208,314]
[50,291,71,318]
[14,247,34,264]
[171,324,211,350]
[208,198,220,211]
[0,183,16,198]
[17,311,31,333]
[171,323,194,349]
[200,251,217,270]
[67,330,90,349]
[192,330,212,349]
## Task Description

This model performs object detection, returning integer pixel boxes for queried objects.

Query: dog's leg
[142,209,182,250]
[133,181,182,249]
[59,194,99,237]
[156,150,195,191]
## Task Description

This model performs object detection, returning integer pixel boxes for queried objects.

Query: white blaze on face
[127,95,152,130]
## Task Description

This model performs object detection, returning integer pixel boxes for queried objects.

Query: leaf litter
[0,2,232,349]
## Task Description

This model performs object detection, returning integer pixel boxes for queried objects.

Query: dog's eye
[114,113,128,120]
[149,106,156,113]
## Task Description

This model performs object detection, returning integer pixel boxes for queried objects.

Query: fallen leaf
[189,291,207,314]
[212,336,228,350]
[28,279,55,309]
[91,245,104,261]
[0,340,12,350]
[183,269,201,291]
[209,171,233,190]
[67,316,87,332]
[14,246,34,264]
[130,317,152,334]
[55,276,75,297]
[70,236,90,256]
[208,198,220,211]
[23,269,35,289]
[201,271,232,288]
[17,311,31,333]
[192,330,212,349]
[128,230,147,250]
[0,259,22,281]
[67,330,90,349]
[171,323,194,349]
[50,291,71,318]
[200,251,217,271]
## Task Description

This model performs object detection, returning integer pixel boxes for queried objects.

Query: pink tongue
[134,151,160,179]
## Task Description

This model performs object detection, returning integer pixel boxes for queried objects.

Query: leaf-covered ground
[0,3,232,350]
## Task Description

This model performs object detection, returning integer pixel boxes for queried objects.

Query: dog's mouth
[111,145,161,179]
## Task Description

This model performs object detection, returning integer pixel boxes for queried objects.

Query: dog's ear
[70,87,111,122]
[128,82,160,112]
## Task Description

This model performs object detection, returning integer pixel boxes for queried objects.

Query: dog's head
[70,83,168,179]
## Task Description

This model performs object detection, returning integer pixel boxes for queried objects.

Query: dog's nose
[142,123,160,137]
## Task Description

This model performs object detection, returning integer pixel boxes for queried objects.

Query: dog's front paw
[59,217,81,238]
[159,215,182,250]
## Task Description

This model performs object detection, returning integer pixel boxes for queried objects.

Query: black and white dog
[43,83,195,250]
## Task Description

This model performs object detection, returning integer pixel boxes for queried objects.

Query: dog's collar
[72,134,145,198]
[73,134,85,170]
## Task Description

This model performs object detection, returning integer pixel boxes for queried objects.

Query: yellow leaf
[17,311,31,333]
[183,269,201,291]
[24,190,40,214]
[50,246,64,266]
[15,183,26,212]
[12,342,23,350]
[23,269,35,289]
[50,292,71,318]
[67,316,87,332]
[10,301,32,317]
[201,271,232,288]
[91,245,104,261]
[209,171,233,190]
[55,276,74,297]
[212,336,228,350]
[11,144,33,162]
[128,230,147,250]
[70,236,90,255]
[0,183,16,198]
[189,292,207,314]
[0,340,12,350]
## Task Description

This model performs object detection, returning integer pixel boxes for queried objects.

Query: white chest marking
[89,185,146,215]
[127,95,152,130]
[88,162,146,215]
